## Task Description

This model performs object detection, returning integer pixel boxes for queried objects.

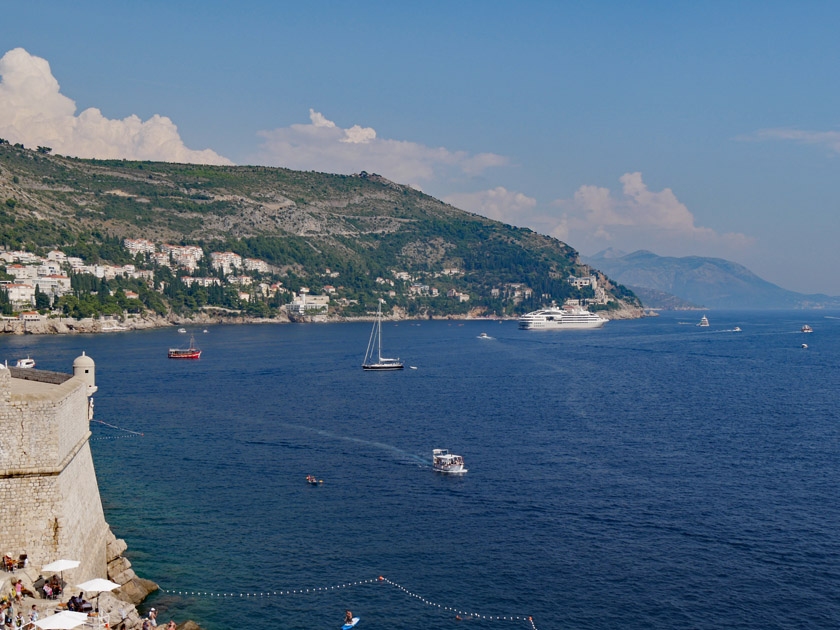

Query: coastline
[1,304,649,336]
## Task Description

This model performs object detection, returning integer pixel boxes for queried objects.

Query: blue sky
[1,1,839,294]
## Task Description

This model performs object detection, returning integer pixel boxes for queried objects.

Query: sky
[1,1,839,294]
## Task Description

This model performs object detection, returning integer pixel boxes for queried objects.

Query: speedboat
[477,332,492,339]
[305,475,323,485]
[801,343,808,349]
[518,304,608,330]
[433,449,467,474]
[733,326,742,332]
[801,325,813,333]
[14,356,35,369]
[177,328,187,333]
[697,315,709,327]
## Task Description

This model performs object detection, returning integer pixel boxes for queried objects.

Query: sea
[3,310,840,630]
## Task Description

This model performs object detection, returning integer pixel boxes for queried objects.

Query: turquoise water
[4,311,840,629]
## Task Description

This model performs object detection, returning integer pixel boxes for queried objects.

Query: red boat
[168,334,201,359]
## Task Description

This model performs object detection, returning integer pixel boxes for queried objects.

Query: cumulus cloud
[744,127,840,154]
[254,109,507,186]
[552,172,754,255]
[0,47,231,165]
[444,187,537,224]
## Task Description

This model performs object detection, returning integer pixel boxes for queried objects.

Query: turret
[73,351,97,395]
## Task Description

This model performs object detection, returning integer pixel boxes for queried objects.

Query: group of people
[1,601,38,629]
[41,576,62,600]
[140,607,177,629]
[66,592,93,613]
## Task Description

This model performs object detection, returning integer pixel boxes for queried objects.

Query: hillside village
[0,236,617,323]
[0,144,640,325]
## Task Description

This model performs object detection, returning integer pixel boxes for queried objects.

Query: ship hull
[518,320,606,330]
[168,350,202,359]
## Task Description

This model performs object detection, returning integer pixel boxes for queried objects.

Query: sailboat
[168,334,202,359]
[362,302,404,370]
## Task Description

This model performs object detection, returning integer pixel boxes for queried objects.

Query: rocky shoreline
[1,303,648,335]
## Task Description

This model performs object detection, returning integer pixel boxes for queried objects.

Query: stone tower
[0,355,109,583]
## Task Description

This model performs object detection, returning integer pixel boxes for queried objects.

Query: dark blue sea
[4,311,840,629]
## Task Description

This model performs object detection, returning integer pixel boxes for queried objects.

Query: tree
[36,146,52,154]
[34,285,50,310]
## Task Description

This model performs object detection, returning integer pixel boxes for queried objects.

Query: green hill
[0,142,640,318]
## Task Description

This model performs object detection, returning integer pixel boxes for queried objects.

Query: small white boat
[178,328,187,333]
[203,329,209,333]
[801,325,813,333]
[477,332,492,339]
[15,356,35,369]
[697,315,709,327]
[801,343,808,349]
[433,448,467,474]
[733,326,742,332]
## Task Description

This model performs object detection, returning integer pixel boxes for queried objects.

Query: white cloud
[745,127,840,154]
[552,172,754,255]
[0,47,231,165]
[444,187,537,225]
[254,110,507,186]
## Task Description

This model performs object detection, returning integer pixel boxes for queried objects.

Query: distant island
[0,142,643,328]
[584,249,840,310]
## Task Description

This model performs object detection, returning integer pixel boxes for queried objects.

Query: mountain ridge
[584,249,839,309]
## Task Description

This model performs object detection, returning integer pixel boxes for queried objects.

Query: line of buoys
[90,434,142,442]
[160,577,379,598]
[161,576,538,628]
[92,418,144,436]
[379,577,537,628]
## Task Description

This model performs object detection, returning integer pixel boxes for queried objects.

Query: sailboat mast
[377,301,383,361]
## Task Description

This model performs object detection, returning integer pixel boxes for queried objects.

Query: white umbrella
[42,559,80,591]
[75,578,120,610]
[42,560,80,573]
[34,611,89,630]
[75,578,119,592]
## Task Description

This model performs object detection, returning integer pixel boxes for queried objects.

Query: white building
[5,283,35,306]
[123,238,156,256]
[151,253,171,268]
[285,292,330,314]
[244,258,269,273]
[568,275,597,289]
[6,265,38,282]
[181,277,221,288]
[210,251,243,275]
[36,275,71,297]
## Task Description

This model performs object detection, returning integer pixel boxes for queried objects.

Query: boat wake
[278,422,428,465]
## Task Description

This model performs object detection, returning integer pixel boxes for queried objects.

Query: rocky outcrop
[105,530,158,607]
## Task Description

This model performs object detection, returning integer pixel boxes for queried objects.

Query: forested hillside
[0,142,640,319]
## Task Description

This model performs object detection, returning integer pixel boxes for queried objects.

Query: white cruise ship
[518,305,608,330]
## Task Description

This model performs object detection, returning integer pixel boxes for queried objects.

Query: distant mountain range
[583,249,840,309]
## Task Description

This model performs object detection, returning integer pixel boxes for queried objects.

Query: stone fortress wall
[0,357,109,580]
[0,355,155,629]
